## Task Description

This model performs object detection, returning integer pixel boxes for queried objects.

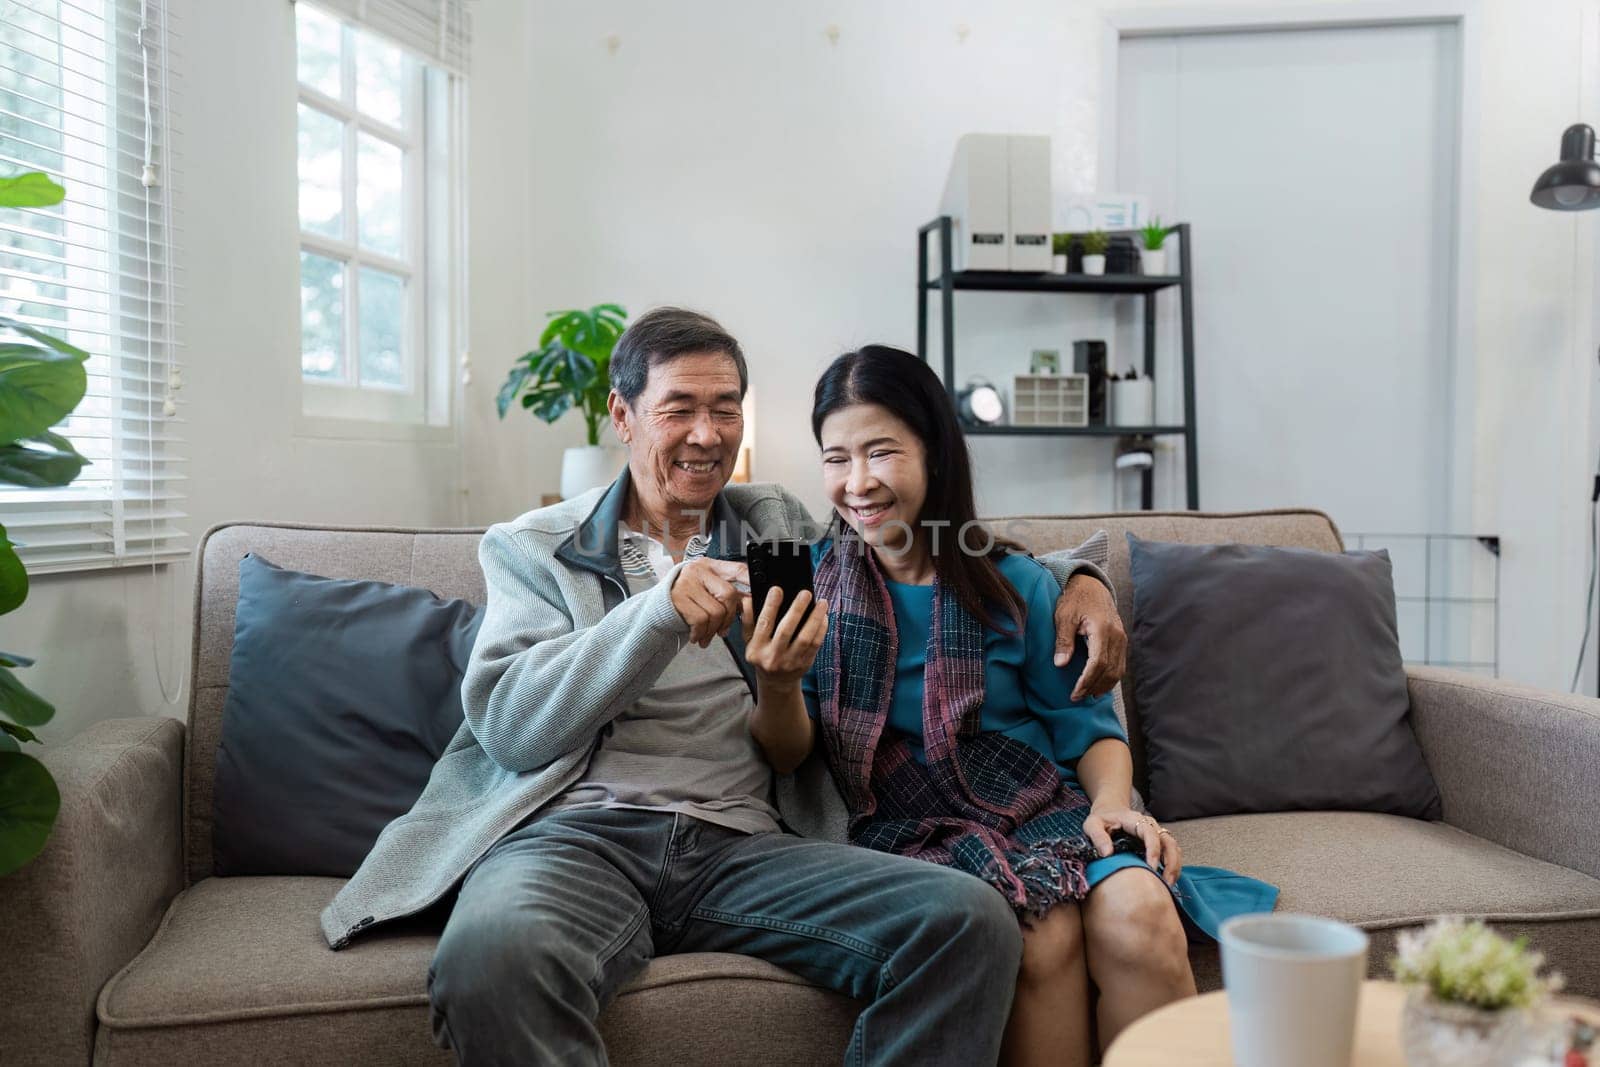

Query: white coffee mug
[1220,913,1369,1067]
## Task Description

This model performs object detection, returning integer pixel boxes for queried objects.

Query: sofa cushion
[1126,535,1440,822]
[95,877,859,1067]
[1171,811,1600,994]
[212,554,482,876]
[92,844,1600,1064]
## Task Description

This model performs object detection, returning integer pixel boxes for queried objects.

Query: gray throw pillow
[1126,534,1440,822]
[212,553,482,876]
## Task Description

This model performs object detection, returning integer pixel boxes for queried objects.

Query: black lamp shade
[1531,124,1600,211]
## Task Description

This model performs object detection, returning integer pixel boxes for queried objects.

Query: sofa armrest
[0,716,184,1066]
[1406,666,1600,880]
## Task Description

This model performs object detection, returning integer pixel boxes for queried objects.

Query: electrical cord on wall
[1572,459,1600,693]
[139,0,184,707]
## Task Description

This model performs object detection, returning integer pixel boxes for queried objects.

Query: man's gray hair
[609,307,749,403]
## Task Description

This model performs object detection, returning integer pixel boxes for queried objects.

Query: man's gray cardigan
[320,472,1105,949]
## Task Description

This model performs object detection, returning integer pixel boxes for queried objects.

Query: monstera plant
[0,170,92,876]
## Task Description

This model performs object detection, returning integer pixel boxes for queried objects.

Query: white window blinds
[299,0,471,77]
[0,0,184,574]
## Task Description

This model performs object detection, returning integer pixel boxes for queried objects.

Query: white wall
[7,0,1596,746]
[1472,0,1595,693]
[516,0,1126,522]
[459,2,564,524]
[500,0,1597,693]
[0,0,540,742]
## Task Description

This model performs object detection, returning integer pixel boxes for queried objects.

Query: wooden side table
[1105,980,1600,1066]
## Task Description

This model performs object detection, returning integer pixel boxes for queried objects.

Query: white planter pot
[1051,253,1068,274]
[1399,990,1527,1067]
[1082,254,1106,276]
[1141,248,1168,276]
[1110,377,1155,427]
[560,445,622,500]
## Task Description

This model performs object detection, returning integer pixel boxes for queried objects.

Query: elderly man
[321,308,1128,1065]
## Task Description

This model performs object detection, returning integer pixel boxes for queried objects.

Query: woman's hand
[1083,806,1183,886]
[744,588,825,774]
[743,587,829,690]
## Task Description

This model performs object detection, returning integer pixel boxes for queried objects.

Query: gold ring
[1157,828,1173,838]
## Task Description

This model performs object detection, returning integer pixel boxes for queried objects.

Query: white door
[1116,21,1464,535]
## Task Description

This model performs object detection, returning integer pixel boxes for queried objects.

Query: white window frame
[292,5,457,441]
[0,0,189,575]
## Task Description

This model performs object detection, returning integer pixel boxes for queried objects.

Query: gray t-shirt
[548,526,781,835]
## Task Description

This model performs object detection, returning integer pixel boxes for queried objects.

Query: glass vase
[1400,988,1527,1067]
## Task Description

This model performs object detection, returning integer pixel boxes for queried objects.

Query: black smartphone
[746,539,815,637]
[1108,830,1146,856]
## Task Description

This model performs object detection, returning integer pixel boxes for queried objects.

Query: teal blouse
[861,553,1123,790]
[801,546,1280,940]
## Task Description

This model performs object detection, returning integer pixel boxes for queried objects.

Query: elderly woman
[741,345,1278,1065]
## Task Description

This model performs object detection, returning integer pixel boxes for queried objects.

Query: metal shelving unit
[916,215,1199,509]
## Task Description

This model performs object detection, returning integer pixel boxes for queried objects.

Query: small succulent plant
[1141,219,1172,251]
[1082,230,1110,257]
[1392,917,1563,1012]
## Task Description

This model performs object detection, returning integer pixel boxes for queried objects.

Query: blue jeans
[427,807,1023,1066]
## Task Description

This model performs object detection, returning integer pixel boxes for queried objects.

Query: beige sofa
[4,509,1599,1065]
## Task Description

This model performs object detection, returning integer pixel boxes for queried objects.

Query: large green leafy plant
[497,304,627,446]
[0,171,92,876]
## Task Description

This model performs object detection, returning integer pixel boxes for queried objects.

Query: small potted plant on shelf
[1051,233,1071,274]
[1081,230,1109,275]
[1140,218,1173,276]
[1392,916,1563,1067]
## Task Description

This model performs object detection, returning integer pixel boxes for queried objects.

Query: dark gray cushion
[1126,534,1441,823]
[211,553,481,876]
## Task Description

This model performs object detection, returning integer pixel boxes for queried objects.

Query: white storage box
[1011,374,1088,427]
[1110,376,1155,427]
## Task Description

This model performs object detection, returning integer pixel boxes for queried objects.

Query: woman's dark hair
[812,345,1025,633]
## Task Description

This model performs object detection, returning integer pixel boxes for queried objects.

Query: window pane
[1,5,67,324]
[353,29,404,128]
[297,104,344,239]
[357,134,404,257]
[301,251,345,380]
[358,268,405,388]
[295,4,343,99]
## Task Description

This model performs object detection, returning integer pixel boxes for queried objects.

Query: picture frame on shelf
[1060,194,1151,232]
[1030,349,1061,374]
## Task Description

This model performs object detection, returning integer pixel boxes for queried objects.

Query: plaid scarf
[811,532,1102,919]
